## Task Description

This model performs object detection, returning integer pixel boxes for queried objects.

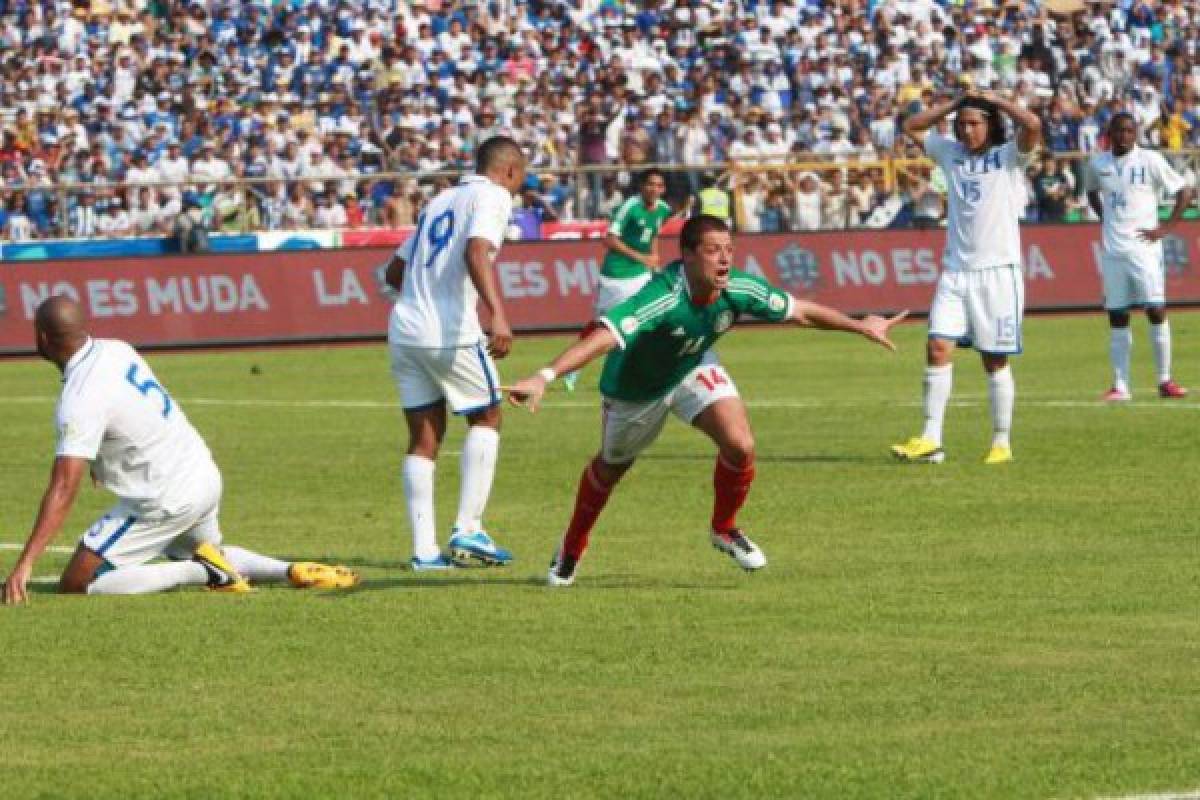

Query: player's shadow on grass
[642,453,868,464]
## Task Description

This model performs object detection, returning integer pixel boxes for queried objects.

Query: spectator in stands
[1034,155,1074,224]
[790,171,823,232]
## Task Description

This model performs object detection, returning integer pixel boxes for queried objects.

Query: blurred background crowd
[2,0,1200,240]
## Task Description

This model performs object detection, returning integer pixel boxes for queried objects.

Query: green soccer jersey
[601,196,673,279]
[598,261,794,403]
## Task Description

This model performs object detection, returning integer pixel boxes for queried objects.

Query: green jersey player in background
[562,169,673,391]
[507,216,906,586]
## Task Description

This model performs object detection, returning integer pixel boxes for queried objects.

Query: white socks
[454,426,499,533]
[403,455,439,560]
[87,561,208,595]
[987,366,1015,448]
[1150,321,1171,383]
[221,545,290,582]
[1110,327,1132,392]
[921,364,953,445]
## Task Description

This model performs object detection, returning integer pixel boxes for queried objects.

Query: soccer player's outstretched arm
[466,237,513,358]
[505,327,619,412]
[3,456,87,605]
[790,299,909,352]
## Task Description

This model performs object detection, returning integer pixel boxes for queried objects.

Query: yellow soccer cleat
[983,444,1013,465]
[288,562,361,590]
[193,543,253,593]
[890,436,945,464]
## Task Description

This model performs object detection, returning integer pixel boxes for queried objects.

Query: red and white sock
[711,454,756,535]
[561,457,618,560]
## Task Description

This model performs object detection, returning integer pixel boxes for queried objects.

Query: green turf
[2,314,1199,799]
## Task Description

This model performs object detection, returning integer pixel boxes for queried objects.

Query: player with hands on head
[382,135,526,570]
[891,88,1041,465]
[506,215,906,587]
[1085,112,1195,401]
[2,296,358,605]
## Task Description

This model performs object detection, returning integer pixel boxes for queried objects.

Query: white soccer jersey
[1085,146,1186,257]
[388,175,513,348]
[924,132,1033,271]
[55,339,216,509]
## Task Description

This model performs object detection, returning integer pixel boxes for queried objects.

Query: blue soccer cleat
[410,554,455,571]
[448,528,513,567]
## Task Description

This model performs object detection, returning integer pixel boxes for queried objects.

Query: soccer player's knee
[1108,310,1131,327]
[723,432,756,466]
[1145,305,1166,325]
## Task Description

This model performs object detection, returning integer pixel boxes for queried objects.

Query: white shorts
[929,265,1025,355]
[1101,251,1165,310]
[594,272,653,315]
[80,467,223,568]
[389,340,501,414]
[600,354,739,464]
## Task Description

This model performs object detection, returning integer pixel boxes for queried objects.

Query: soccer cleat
[410,554,455,571]
[710,529,767,571]
[1102,387,1132,402]
[1158,379,1188,398]
[448,529,513,567]
[193,543,252,593]
[288,562,360,589]
[547,550,578,587]
[984,444,1013,465]
[891,436,945,464]
[562,371,580,392]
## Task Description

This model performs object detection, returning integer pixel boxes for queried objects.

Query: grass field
[2,313,1199,799]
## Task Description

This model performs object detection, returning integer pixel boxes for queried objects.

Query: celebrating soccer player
[2,297,358,604]
[505,215,906,586]
[382,136,526,570]
[891,90,1042,465]
[1085,113,1195,401]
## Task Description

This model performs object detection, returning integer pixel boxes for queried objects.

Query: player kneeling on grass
[506,215,906,586]
[1,297,358,605]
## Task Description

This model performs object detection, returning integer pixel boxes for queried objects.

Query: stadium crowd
[1,0,1199,241]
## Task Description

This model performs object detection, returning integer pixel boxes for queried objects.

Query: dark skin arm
[384,254,405,290]
[3,456,87,605]
[1141,186,1195,242]
[466,236,513,358]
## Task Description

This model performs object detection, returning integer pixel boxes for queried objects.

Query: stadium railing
[6,151,1199,242]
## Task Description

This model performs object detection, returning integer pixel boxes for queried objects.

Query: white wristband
[537,367,557,383]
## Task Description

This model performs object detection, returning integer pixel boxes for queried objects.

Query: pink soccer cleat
[1102,387,1131,402]
[1158,380,1189,399]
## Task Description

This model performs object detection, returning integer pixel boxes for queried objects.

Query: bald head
[35,295,88,367]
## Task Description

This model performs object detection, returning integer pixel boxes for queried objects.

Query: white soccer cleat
[547,549,578,587]
[710,529,767,571]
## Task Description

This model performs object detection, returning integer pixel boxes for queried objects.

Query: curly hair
[955,96,1008,149]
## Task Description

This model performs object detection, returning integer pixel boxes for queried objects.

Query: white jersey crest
[389,175,513,348]
[924,132,1032,271]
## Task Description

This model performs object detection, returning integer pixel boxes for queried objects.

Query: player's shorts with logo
[81,462,224,567]
[928,264,1025,354]
[1100,250,1165,310]
[594,272,653,315]
[600,352,739,464]
[390,340,501,414]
